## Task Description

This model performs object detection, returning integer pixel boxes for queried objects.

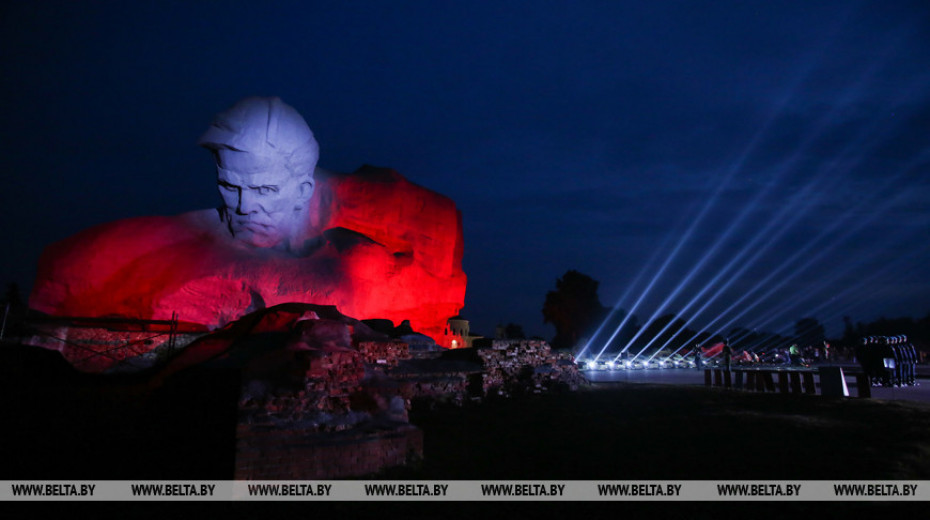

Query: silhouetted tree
[542,270,606,350]
[842,316,857,344]
[504,323,525,339]
[794,317,825,347]
[863,316,916,337]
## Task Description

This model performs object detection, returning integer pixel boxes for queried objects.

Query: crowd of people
[703,341,832,368]
[855,335,919,387]
[697,336,921,382]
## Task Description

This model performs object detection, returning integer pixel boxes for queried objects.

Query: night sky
[2,1,928,341]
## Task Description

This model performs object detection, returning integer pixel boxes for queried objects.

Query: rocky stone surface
[9,302,586,479]
[357,340,410,367]
[162,303,426,479]
[381,338,586,406]
[28,166,466,369]
[135,304,414,432]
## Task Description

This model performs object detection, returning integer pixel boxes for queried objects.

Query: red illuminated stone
[30,166,466,355]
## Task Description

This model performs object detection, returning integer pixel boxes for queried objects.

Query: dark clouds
[1,0,928,340]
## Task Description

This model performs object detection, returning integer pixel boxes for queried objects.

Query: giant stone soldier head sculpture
[198,97,320,254]
[28,95,468,372]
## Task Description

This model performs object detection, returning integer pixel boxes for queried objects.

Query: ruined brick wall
[395,375,471,407]
[357,340,410,367]
[235,339,424,479]
[234,337,584,480]
[477,339,586,397]
[239,346,372,428]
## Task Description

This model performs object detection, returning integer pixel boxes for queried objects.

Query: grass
[387,382,930,480]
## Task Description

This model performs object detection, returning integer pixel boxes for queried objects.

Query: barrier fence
[705,367,870,397]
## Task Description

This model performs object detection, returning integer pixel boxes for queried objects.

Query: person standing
[891,337,903,387]
[908,338,919,386]
[722,339,733,372]
[878,337,894,387]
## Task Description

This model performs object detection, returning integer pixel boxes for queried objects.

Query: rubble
[474,339,587,397]
[14,303,586,479]
[357,340,409,367]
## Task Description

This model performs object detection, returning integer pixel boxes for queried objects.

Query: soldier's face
[217,165,313,249]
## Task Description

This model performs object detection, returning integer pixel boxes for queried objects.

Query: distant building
[443,315,477,349]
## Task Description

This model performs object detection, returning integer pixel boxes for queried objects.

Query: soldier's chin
[234,228,283,249]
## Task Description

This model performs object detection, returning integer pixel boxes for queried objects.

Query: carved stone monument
[28,97,467,372]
